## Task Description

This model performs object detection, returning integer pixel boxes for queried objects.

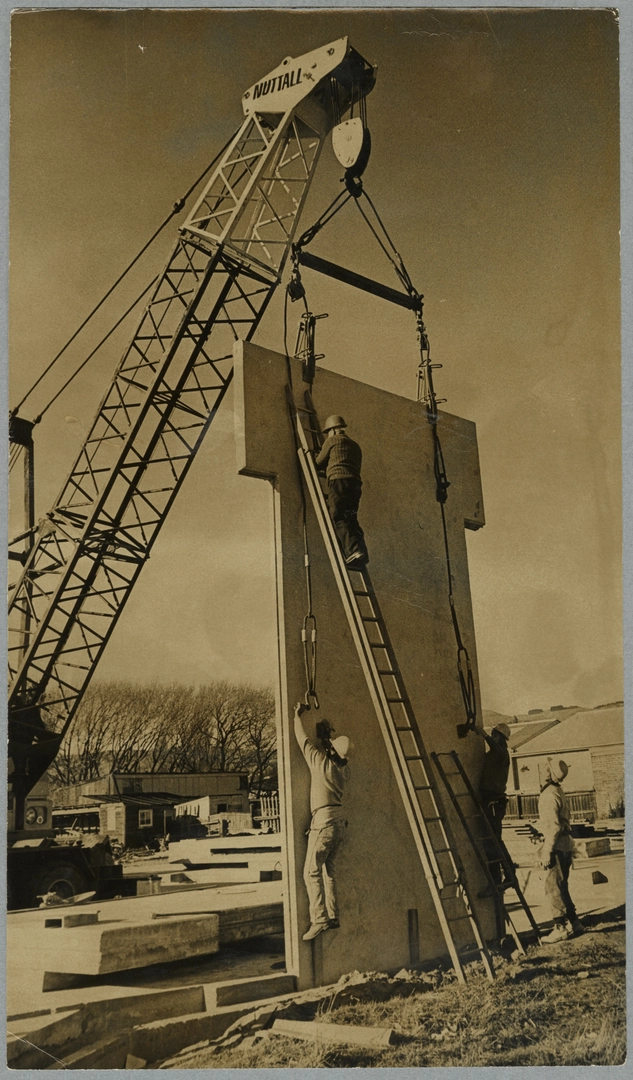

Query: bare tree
[48,679,277,795]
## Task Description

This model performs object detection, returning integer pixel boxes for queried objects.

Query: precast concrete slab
[235,341,492,988]
[501,853,625,936]
[7,880,284,1017]
[7,985,207,1071]
[22,913,220,977]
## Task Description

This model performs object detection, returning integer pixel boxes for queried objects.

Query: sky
[8,8,621,715]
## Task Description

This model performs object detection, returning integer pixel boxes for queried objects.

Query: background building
[508,705,624,822]
[52,771,250,847]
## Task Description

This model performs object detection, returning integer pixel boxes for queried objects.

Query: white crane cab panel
[242,37,349,117]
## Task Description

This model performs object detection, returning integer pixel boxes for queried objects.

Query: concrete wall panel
[235,340,492,987]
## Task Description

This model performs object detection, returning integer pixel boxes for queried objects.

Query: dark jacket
[316,432,362,481]
[480,733,510,795]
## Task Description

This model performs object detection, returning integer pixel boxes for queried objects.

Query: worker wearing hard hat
[294,702,353,942]
[476,722,512,854]
[538,758,584,942]
[315,415,368,567]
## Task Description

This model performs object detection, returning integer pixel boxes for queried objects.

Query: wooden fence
[505,790,597,823]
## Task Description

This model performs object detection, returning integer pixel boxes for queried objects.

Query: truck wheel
[33,864,89,903]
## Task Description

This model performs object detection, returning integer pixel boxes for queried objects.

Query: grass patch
[166,919,626,1069]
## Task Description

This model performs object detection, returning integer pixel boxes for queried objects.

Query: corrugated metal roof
[53,771,248,808]
[513,706,623,756]
[507,720,560,750]
[80,792,179,806]
[512,707,583,725]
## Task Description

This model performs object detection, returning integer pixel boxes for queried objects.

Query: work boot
[541,923,571,943]
[568,917,585,936]
[302,922,329,941]
[345,551,367,566]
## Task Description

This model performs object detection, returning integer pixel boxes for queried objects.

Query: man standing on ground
[293,702,353,941]
[539,758,584,942]
[477,723,511,881]
[315,415,368,567]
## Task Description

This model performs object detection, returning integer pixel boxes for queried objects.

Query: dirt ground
[166,905,625,1069]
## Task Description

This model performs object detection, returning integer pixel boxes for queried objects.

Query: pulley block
[332,117,371,178]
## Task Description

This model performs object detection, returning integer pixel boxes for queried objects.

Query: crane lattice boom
[8,37,375,825]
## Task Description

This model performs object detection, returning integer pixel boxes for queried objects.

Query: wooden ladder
[431,749,541,950]
[293,396,496,984]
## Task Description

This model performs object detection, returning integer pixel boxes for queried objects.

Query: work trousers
[480,790,507,882]
[545,850,577,924]
[303,819,346,926]
[327,479,367,562]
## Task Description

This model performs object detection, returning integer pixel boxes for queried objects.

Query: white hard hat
[322,415,347,432]
[546,758,569,783]
[332,735,353,760]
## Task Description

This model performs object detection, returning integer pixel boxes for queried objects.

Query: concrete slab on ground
[7,984,207,1071]
[502,852,625,935]
[22,914,220,976]
[7,881,283,1018]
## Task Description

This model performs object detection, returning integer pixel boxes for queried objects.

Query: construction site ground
[183,908,625,1069]
[6,825,625,1069]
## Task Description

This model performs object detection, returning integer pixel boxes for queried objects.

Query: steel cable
[284,285,319,710]
[33,276,158,423]
[11,127,239,416]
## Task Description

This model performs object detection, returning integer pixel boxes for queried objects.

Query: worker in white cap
[293,702,354,941]
[476,723,512,877]
[539,758,584,942]
[315,415,368,567]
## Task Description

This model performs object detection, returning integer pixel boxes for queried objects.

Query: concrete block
[7,986,207,1070]
[136,876,162,896]
[577,838,611,858]
[43,910,100,929]
[129,1006,254,1064]
[59,1033,130,1069]
[33,913,219,975]
[209,973,297,1008]
[7,1008,52,1022]
[7,1008,83,1068]
[6,1033,62,1071]
[271,1017,395,1047]
[64,910,101,928]
[80,984,207,1036]
[218,903,284,943]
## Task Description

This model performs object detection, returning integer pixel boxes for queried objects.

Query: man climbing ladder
[316,415,369,567]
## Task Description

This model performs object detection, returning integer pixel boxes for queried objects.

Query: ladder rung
[424,815,443,823]
[395,725,414,733]
[362,616,380,622]
[414,784,433,791]
[377,669,396,676]
[446,914,474,923]
[386,697,405,703]
[434,846,452,854]
[352,589,370,597]
[404,754,423,762]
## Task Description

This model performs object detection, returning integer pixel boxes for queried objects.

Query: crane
[7,37,375,870]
